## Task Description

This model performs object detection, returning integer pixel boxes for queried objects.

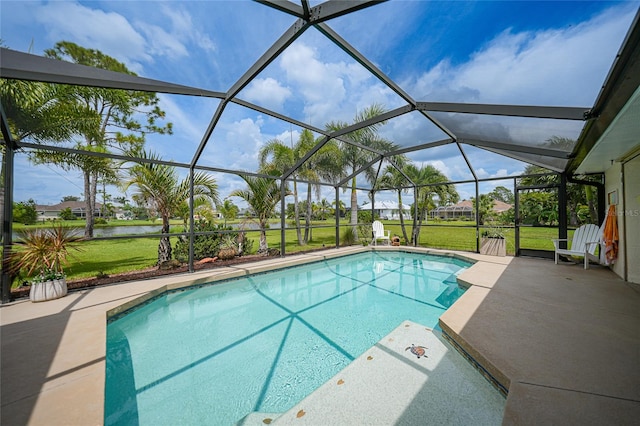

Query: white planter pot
[29,278,68,302]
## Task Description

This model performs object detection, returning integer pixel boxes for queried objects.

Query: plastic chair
[552,223,602,269]
[372,220,390,246]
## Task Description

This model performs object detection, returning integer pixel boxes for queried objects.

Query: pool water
[105,251,472,425]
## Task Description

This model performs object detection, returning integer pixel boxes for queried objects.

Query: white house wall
[605,162,626,280]
[622,154,640,283]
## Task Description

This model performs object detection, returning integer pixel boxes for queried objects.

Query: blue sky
[2,0,638,206]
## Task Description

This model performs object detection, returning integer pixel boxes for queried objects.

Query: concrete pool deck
[1,246,639,424]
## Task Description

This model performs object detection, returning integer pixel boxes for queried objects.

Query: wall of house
[622,154,640,283]
[606,153,640,284]
[605,162,626,280]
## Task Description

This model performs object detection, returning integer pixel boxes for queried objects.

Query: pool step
[272,320,505,424]
[235,412,282,425]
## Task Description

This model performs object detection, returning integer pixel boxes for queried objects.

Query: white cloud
[34,2,150,72]
[220,117,265,171]
[242,78,292,110]
[405,6,635,106]
[425,160,451,177]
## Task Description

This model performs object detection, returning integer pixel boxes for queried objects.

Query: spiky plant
[11,224,83,281]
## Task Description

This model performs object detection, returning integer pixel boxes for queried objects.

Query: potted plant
[10,224,83,302]
[480,223,506,256]
[217,235,237,261]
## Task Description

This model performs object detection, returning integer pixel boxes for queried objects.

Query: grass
[11,219,568,285]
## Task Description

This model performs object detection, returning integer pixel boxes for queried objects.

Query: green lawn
[11,219,567,285]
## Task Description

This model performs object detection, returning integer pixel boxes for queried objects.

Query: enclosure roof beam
[385,139,453,157]
[417,101,589,120]
[479,146,566,173]
[226,18,309,100]
[456,142,477,181]
[460,138,572,159]
[416,110,457,141]
[18,142,191,168]
[309,1,388,24]
[191,101,228,167]
[232,97,383,156]
[281,105,410,181]
[331,105,412,138]
[336,155,383,187]
[0,48,225,98]
[254,0,305,18]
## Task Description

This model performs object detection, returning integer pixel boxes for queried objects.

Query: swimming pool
[105,251,472,425]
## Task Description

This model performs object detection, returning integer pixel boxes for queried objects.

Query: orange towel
[602,204,619,264]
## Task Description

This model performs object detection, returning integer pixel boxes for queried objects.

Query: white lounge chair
[372,220,390,246]
[552,223,602,269]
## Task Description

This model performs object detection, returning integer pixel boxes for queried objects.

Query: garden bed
[9,254,268,301]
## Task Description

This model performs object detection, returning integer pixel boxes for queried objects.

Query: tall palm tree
[299,133,342,242]
[229,175,286,254]
[404,164,458,245]
[259,135,302,244]
[377,158,411,243]
[325,104,397,239]
[123,150,220,264]
[260,130,340,245]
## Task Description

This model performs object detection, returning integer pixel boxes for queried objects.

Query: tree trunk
[83,171,94,238]
[350,176,358,241]
[304,183,312,243]
[398,190,409,244]
[411,194,424,245]
[258,222,268,254]
[158,214,172,264]
[293,179,303,245]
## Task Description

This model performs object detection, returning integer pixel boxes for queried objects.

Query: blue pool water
[105,251,472,425]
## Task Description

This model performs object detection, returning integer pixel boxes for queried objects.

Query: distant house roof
[360,200,410,210]
[431,200,513,214]
[36,201,102,212]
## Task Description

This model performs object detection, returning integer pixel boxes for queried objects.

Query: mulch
[9,254,270,301]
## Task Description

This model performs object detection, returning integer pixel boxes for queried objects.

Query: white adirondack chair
[372,220,390,246]
[552,223,602,269]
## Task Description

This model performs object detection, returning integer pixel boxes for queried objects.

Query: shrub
[59,207,77,221]
[341,226,357,246]
[357,210,373,224]
[173,221,255,260]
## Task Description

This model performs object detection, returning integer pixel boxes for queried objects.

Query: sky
[2,0,639,207]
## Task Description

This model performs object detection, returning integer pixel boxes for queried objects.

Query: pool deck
[1,246,639,425]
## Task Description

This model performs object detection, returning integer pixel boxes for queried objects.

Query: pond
[11,222,291,240]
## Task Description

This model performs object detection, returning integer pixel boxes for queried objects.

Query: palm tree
[333,199,346,218]
[218,199,239,226]
[377,159,411,243]
[318,198,332,220]
[229,175,287,254]
[123,150,220,264]
[325,104,398,239]
[404,164,458,245]
[260,130,340,245]
[260,134,307,244]
[299,132,342,242]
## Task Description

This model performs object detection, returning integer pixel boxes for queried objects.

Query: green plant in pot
[217,235,237,261]
[11,224,83,302]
